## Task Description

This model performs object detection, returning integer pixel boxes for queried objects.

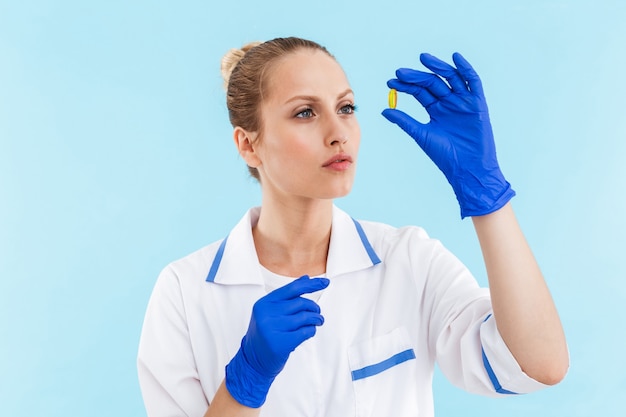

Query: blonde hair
[220,41,262,90]
[221,37,334,180]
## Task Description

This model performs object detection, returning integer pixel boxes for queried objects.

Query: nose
[329,136,348,146]
[325,116,349,147]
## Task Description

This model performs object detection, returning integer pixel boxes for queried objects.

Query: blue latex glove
[225,275,329,408]
[382,52,515,218]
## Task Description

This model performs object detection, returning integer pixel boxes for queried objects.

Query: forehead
[263,49,350,101]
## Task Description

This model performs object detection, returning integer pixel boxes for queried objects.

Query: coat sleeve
[422,240,547,397]
[137,266,210,417]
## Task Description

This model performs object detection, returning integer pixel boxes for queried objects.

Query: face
[242,49,361,202]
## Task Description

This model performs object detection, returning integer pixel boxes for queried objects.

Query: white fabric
[260,265,325,302]
[138,205,546,417]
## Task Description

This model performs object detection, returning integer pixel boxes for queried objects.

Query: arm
[204,381,260,417]
[472,203,568,384]
[139,270,327,416]
[383,52,568,385]
[212,275,329,412]
[138,267,210,417]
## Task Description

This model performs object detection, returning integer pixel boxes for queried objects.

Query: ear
[233,127,261,168]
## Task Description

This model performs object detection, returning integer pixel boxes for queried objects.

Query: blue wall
[1,1,625,415]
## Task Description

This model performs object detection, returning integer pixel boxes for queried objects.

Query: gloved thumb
[381,108,428,148]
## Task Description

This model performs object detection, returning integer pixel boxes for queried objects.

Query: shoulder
[354,217,462,278]
[157,238,226,288]
[356,218,439,252]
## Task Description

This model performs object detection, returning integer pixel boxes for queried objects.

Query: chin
[325,183,354,199]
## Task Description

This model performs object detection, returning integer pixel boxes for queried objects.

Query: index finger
[395,68,452,99]
[268,275,330,301]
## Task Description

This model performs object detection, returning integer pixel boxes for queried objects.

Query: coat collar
[206,205,381,285]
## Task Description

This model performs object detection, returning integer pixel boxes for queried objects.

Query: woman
[138,37,568,417]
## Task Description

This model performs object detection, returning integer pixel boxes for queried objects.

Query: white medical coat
[138,205,545,417]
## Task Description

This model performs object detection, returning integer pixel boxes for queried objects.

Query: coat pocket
[348,327,419,417]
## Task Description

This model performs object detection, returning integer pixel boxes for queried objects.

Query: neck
[253,197,333,277]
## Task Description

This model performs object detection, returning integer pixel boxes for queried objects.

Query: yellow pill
[388,88,397,109]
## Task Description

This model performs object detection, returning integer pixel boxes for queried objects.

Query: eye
[295,108,315,118]
[339,104,358,115]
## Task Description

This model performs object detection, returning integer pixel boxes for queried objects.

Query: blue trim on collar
[351,218,381,265]
[206,216,379,283]
[206,236,228,282]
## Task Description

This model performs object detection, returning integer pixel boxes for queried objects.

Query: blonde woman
[138,37,568,417]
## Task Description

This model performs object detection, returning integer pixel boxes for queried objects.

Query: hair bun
[220,41,262,89]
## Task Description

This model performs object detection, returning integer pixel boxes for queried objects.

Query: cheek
[274,126,317,155]
[259,129,311,169]
[351,121,362,147]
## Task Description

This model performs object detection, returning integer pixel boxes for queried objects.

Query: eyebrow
[284,88,354,105]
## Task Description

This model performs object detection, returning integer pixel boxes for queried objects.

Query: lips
[322,153,353,167]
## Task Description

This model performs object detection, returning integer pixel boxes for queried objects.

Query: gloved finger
[387,78,437,108]
[419,52,468,94]
[395,68,452,99]
[290,324,318,345]
[451,52,484,97]
[267,276,330,301]
[281,311,325,331]
[381,108,429,147]
[279,297,321,315]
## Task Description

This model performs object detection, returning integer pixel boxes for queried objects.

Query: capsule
[388,88,397,109]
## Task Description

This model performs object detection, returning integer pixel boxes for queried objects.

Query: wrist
[225,345,275,408]
[453,170,515,219]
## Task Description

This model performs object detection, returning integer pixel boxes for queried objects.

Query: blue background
[1,0,625,415]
